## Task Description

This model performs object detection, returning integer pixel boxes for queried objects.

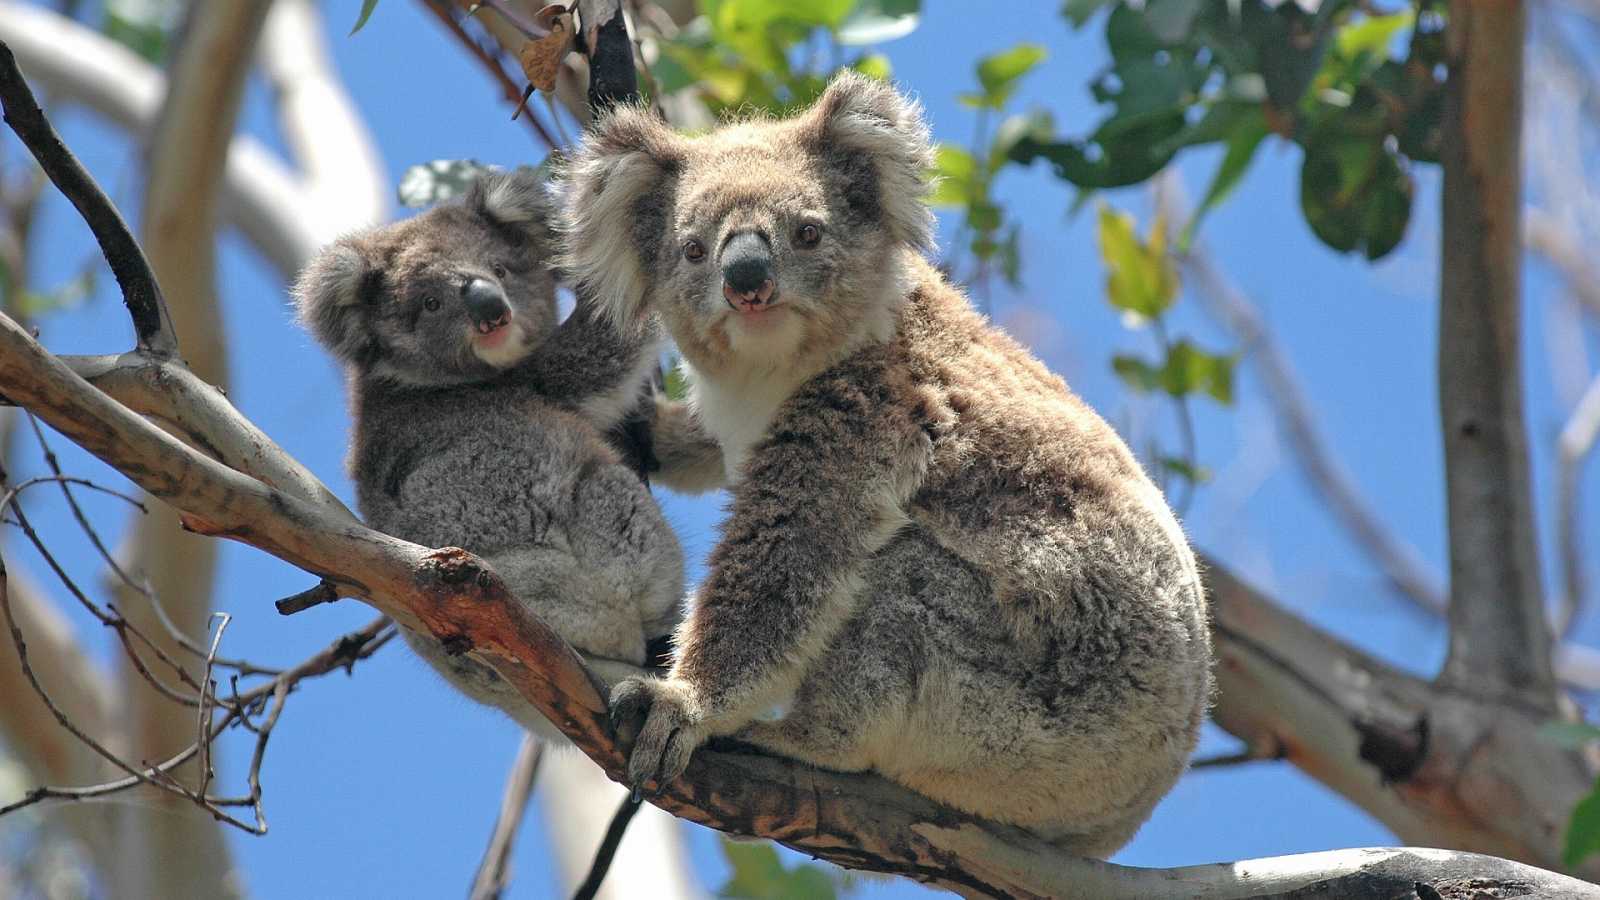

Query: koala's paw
[608,676,706,796]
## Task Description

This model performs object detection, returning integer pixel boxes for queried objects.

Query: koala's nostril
[721,232,775,296]
[462,277,510,330]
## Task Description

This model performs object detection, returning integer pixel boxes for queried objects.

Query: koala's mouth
[722,280,780,314]
[471,318,531,368]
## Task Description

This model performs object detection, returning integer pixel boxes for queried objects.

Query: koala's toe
[608,677,653,746]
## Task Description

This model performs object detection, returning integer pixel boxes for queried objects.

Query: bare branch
[1556,373,1600,638]
[571,795,644,900]
[0,38,173,354]
[0,1,370,277]
[469,734,545,900]
[1436,1,1555,706]
[417,0,560,147]
[259,0,387,232]
[1527,208,1600,319]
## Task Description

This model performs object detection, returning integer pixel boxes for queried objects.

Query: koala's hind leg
[565,462,687,641]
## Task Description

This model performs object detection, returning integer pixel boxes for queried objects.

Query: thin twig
[469,733,546,900]
[0,39,176,354]
[24,411,279,675]
[275,579,341,615]
[196,611,231,799]
[572,793,645,900]
[419,0,559,148]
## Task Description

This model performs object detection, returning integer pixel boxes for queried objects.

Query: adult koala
[558,74,1212,856]
[294,169,684,739]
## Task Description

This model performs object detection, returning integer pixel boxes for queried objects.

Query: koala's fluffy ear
[470,167,558,251]
[293,240,380,367]
[801,71,936,251]
[556,106,684,325]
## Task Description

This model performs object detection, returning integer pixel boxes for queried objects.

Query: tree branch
[1436,0,1555,706]
[0,34,173,354]
[0,32,1592,898]
[468,734,544,900]
[0,1,371,278]
[259,0,388,233]
[1556,373,1600,638]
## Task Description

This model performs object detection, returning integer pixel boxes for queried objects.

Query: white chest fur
[683,360,805,483]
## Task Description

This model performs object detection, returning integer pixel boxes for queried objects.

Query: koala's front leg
[648,396,726,494]
[519,298,663,429]
[609,354,937,793]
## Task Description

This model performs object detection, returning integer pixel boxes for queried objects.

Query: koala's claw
[608,676,704,796]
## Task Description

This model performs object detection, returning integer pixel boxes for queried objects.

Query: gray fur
[293,169,684,739]
[561,72,1212,855]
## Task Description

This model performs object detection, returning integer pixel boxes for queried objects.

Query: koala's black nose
[462,277,510,332]
[721,232,776,298]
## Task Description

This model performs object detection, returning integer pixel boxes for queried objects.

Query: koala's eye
[682,239,706,263]
[492,264,507,279]
[423,296,440,312]
[797,223,822,247]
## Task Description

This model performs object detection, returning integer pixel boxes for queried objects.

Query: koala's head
[558,72,934,377]
[294,169,559,385]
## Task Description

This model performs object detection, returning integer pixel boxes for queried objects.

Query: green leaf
[1008,110,1188,189]
[1181,107,1269,247]
[102,0,183,63]
[927,144,978,208]
[1539,721,1600,750]
[18,266,96,318]
[997,224,1023,287]
[1144,0,1205,45]
[1112,354,1163,393]
[837,0,920,45]
[1160,340,1235,403]
[990,110,1055,170]
[397,159,500,208]
[1159,456,1211,483]
[720,840,838,900]
[851,52,893,81]
[1096,206,1178,319]
[975,43,1047,108]
[1299,131,1413,260]
[351,0,381,35]
[1334,10,1414,61]
[1062,0,1113,28]
[1567,776,1600,867]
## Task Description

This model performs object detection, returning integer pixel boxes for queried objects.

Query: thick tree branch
[1436,0,1555,707]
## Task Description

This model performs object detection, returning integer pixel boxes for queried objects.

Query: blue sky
[4,1,1597,897]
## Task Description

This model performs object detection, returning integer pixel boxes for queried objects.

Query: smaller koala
[294,169,685,738]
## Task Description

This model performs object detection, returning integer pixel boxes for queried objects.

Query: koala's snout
[462,277,511,333]
[721,232,778,310]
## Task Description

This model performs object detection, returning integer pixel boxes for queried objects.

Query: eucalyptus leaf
[1097,206,1177,318]
[1567,777,1600,867]
[397,159,499,208]
[975,44,1048,108]
[351,0,381,35]
[1539,721,1600,749]
[837,0,920,45]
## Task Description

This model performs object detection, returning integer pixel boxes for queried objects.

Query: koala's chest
[686,368,801,482]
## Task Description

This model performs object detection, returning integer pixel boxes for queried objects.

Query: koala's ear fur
[802,71,936,251]
[470,167,558,250]
[557,106,683,325]
[293,240,380,367]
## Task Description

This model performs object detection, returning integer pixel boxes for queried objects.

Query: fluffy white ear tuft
[555,105,683,326]
[803,71,936,251]
[293,240,379,366]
